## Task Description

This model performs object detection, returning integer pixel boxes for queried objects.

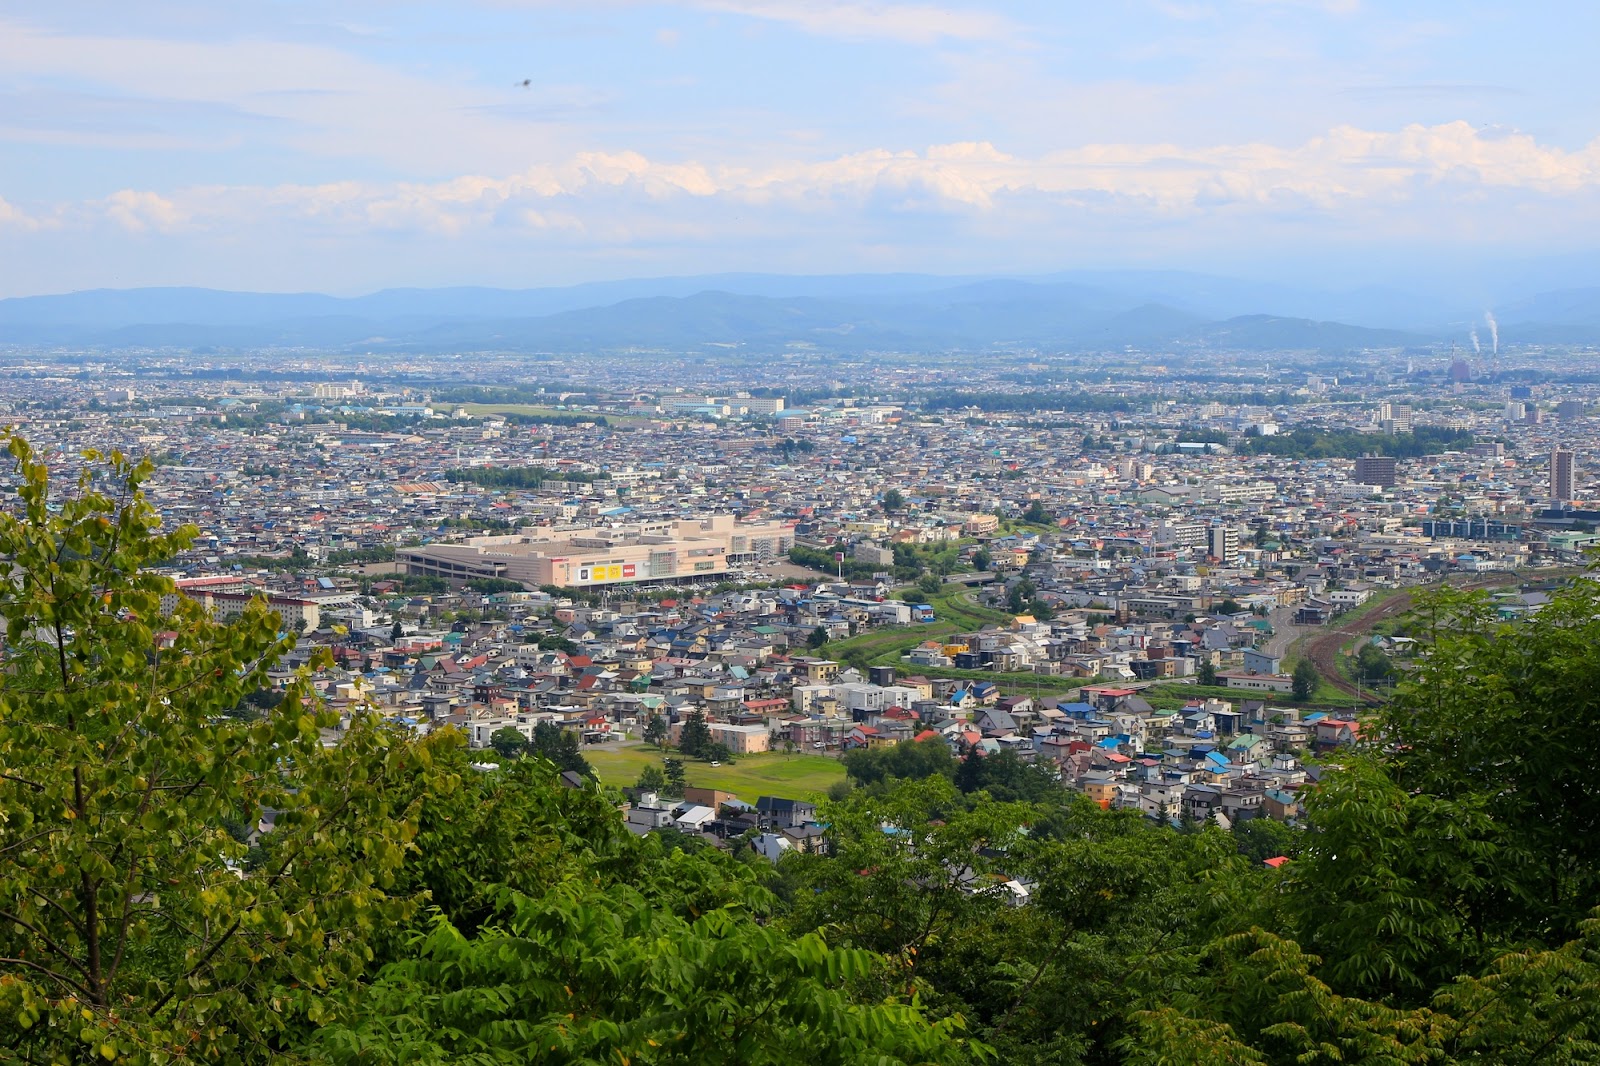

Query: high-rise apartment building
[1353,455,1398,489]
[1208,525,1240,563]
[1551,448,1576,502]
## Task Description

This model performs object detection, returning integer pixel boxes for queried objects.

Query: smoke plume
[1485,311,1499,355]
[1469,327,1480,354]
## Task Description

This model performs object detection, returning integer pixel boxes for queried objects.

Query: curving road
[1263,607,1313,660]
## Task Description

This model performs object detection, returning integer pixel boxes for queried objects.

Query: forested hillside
[2,435,1597,1064]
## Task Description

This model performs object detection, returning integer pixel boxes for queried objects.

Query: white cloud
[0,195,40,231]
[692,0,1019,44]
[1150,2,1219,21]
[59,122,1600,239]
[1247,0,1362,14]
[0,118,1583,293]
[100,190,187,232]
[482,0,1020,44]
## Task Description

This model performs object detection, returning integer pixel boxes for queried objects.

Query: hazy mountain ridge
[0,273,1594,352]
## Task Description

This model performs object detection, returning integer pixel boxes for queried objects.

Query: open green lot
[1143,681,1354,711]
[585,744,846,801]
[821,585,1004,664]
[817,584,1088,696]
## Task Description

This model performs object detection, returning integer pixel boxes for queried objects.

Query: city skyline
[3,2,1600,298]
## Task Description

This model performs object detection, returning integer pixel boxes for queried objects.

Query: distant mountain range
[0,272,1595,353]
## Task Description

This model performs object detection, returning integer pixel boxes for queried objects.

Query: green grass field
[1143,680,1354,710]
[901,665,1088,694]
[823,624,957,664]
[821,585,1005,661]
[585,744,846,801]
[927,586,1014,629]
[815,585,1092,696]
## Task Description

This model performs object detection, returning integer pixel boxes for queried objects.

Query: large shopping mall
[398,515,794,589]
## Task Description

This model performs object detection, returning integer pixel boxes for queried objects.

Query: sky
[2,0,1599,298]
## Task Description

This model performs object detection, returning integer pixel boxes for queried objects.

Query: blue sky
[1,0,1598,297]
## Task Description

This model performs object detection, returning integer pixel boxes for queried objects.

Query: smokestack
[1469,327,1480,354]
[1485,311,1499,355]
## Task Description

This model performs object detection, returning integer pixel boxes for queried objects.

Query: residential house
[674,805,718,832]
[756,796,818,829]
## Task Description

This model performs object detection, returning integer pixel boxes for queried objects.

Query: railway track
[1304,593,1413,705]
[1301,571,1561,705]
